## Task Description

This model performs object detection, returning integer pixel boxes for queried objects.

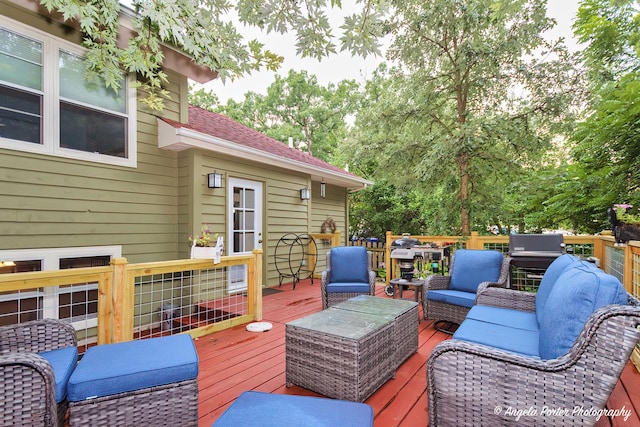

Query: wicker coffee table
[286,308,395,402]
[332,296,419,369]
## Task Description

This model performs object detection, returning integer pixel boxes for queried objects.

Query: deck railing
[382,231,640,299]
[0,250,263,350]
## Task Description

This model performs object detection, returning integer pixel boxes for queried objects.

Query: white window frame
[0,246,121,330]
[0,17,137,167]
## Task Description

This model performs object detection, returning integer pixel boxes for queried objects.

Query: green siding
[1,0,352,282]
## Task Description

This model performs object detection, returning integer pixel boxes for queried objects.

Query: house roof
[158,105,371,191]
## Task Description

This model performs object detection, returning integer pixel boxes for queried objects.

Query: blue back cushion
[329,246,369,283]
[535,254,599,324]
[535,254,581,323]
[538,266,627,359]
[449,249,504,293]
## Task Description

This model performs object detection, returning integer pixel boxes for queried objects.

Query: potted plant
[608,204,640,244]
[189,225,223,260]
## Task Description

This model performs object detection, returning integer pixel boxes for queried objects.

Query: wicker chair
[0,318,78,427]
[427,294,640,426]
[321,246,376,309]
[421,249,510,331]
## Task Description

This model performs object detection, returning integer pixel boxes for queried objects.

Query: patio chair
[0,318,78,427]
[422,249,509,332]
[427,294,640,426]
[321,246,376,309]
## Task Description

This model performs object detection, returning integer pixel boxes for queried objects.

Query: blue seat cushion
[329,246,369,283]
[538,266,628,359]
[427,289,476,308]
[466,305,538,331]
[213,391,374,427]
[453,319,540,357]
[326,282,371,293]
[67,334,198,402]
[448,250,504,293]
[38,346,78,403]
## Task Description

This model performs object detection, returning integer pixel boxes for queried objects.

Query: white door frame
[227,177,263,293]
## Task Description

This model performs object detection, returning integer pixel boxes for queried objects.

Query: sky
[199,0,583,103]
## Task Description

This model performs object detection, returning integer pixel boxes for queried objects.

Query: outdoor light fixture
[208,172,223,188]
[300,187,310,200]
[320,179,326,198]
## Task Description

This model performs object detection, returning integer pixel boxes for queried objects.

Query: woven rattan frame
[0,319,77,427]
[321,250,376,309]
[427,295,640,427]
[286,317,394,402]
[68,378,198,426]
[421,253,511,324]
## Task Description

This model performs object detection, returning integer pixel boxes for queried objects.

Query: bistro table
[388,278,425,302]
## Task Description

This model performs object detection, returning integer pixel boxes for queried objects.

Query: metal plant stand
[274,233,317,289]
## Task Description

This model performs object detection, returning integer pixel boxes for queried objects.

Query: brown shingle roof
[160,105,361,180]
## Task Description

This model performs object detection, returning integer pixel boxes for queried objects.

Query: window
[0,246,121,338]
[0,18,136,166]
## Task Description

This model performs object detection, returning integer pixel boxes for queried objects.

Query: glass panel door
[227,178,262,293]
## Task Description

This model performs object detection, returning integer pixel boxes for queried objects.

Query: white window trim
[0,16,137,167]
[0,245,122,330]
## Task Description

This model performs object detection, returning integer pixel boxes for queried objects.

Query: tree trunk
[457,153,471,236]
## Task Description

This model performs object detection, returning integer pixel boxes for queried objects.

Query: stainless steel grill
[509,233,566,270]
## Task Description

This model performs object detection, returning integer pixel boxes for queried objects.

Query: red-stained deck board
[195,279,640,427]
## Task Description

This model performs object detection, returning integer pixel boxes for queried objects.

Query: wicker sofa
[427,254,640,426]
[0,318,78,427]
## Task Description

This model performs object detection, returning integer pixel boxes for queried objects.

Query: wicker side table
[286,309,394,402]
[332,295,419,369]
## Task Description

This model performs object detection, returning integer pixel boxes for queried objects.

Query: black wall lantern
[208,172,223,188]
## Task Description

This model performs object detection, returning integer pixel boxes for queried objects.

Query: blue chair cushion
[466,305,538,331]
[538,266,628,359]
[67,334,198,402]
[448,250,504,293]
[329,246,369,283]
[38,346,78,403]
[535,254,596,324]
[212,391,374,427]
[427,289,476,308]
[453,318,540,357]
[326,282,371,293]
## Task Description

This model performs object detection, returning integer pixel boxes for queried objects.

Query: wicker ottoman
[332,295,419,369]
[67,335,198,426]
[213,391,374,426]
[286,308,394,402]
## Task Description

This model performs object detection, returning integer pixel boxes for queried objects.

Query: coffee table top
[286,308,390,340]
[333,295,418,317]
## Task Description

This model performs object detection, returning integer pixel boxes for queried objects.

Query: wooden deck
[195,279,640,427]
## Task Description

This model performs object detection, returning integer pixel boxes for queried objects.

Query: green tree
[192,70,361,163]
[558,0,640,231]
[348,1,582,235]
[37,0,386,109]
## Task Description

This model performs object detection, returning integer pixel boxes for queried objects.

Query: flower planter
[614,223,640,243]
[191,246,219,260]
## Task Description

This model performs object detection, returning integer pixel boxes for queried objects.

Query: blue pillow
[538,266,627,359]
[449,250,503,293]
[535,254,600,324]
[329,246,369,283]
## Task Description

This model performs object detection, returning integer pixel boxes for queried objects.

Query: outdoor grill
[390,236,451,279]
[508,233,566,271]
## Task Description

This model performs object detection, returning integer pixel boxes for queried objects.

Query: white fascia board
[158,120,372,191]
